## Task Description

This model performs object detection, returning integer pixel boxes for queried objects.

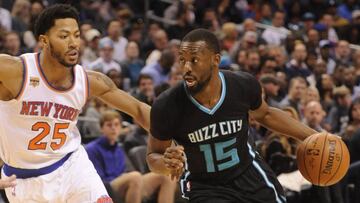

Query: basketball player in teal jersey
[147,29,319,203]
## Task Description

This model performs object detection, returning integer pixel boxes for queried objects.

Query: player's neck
[193,74,222,109]
[39,52,73,82]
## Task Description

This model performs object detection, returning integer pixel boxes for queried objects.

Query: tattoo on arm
[87,71,117,96]
[100,74,116,89]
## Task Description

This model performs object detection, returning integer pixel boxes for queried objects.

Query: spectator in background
[146,29,169,65]
[258,3,273,25]
[201,8,220,32]
[168,68,183,87]
[242,18,257,33]
[245,49,261,76]
[335,40,352,67]
[82,28,101,67]
[344,98,360,139]
[301,12,316,34]
[220,22,238,53]
[141,21,161,59]
[2,31,24,56]
[233,49,247,72]
[120,41,144,87]
[259,55,277,75]
[86,110,177,203]
[317,73,335,113]
[89,37,122,74]
[327,85,352,134]
[262,9,288,46]
[280,77,307,115]
[130,74,155,105]
[303,100,325,131]
[305,29,320,53]
[320,13,339,43]
[103,19,128,62]
[11,0,31,34]
[285,42,311,80]
[80,22,93,40]
[319,39,336,74]
[141,49,175,86]
[166,0,195,40]
[260,74,281,108]
[82,98,108,143]
[267,45,288,71]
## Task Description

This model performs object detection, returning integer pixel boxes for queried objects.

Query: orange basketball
[296,132,350,186]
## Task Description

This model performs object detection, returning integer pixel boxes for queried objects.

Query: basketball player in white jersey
[0,4,150,203]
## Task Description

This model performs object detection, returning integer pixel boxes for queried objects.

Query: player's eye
[179,57,185,64]
[59,35,67,39]
[192,58,199,63]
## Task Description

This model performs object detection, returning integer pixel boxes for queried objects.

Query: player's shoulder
[221,70,258,86]
[152,83,184,113]
[0,54,23,71]
[222,70,255,80]
[0,54,24,80]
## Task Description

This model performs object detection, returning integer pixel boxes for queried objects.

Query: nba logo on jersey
[30,76,39,87]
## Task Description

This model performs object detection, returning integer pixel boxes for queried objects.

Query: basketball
[296,132,350,186]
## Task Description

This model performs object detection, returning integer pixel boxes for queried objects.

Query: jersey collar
[184,72,226,115]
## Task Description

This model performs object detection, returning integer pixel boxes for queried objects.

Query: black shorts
[181,156,286,203]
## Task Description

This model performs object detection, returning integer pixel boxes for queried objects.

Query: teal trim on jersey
[184,72,226,115]
[247,142,286,203]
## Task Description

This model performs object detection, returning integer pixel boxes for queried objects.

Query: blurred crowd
[1,0,360,203]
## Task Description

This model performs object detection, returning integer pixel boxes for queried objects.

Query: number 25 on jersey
[28,122,69,150]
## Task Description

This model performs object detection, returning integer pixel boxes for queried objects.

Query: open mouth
[184,76,196,87]
[67,50,78,60]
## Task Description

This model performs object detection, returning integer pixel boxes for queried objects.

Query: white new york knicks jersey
[0,53,88,169]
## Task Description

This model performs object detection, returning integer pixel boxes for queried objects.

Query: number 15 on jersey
[199,137,240,172]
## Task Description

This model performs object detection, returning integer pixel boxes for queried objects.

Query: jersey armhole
[14,56,28,100]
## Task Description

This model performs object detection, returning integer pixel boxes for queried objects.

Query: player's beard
[187,66,213,95]
[49,43,76,68]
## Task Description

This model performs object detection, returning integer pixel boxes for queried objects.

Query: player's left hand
[163,145,186,181]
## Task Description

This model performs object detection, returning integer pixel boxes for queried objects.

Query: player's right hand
[0,174,16,189]
[163,145,186,180]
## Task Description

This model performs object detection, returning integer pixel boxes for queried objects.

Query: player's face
[45,18,81,67]
[179,41,220,94]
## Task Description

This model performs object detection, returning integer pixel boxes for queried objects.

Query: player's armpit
[87,70,151,131]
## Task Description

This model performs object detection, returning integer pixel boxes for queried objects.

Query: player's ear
[39,35,49,48]
[213,53,221,67]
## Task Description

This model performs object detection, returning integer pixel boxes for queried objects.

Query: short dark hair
[34,4,79,39]
[137,74,153,86]
[182,28,220,54]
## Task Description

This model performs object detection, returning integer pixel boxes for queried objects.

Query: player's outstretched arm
[147,136,185,180]
[250,99,318,141]
[87,70,151,131]
[0,174,16,189]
